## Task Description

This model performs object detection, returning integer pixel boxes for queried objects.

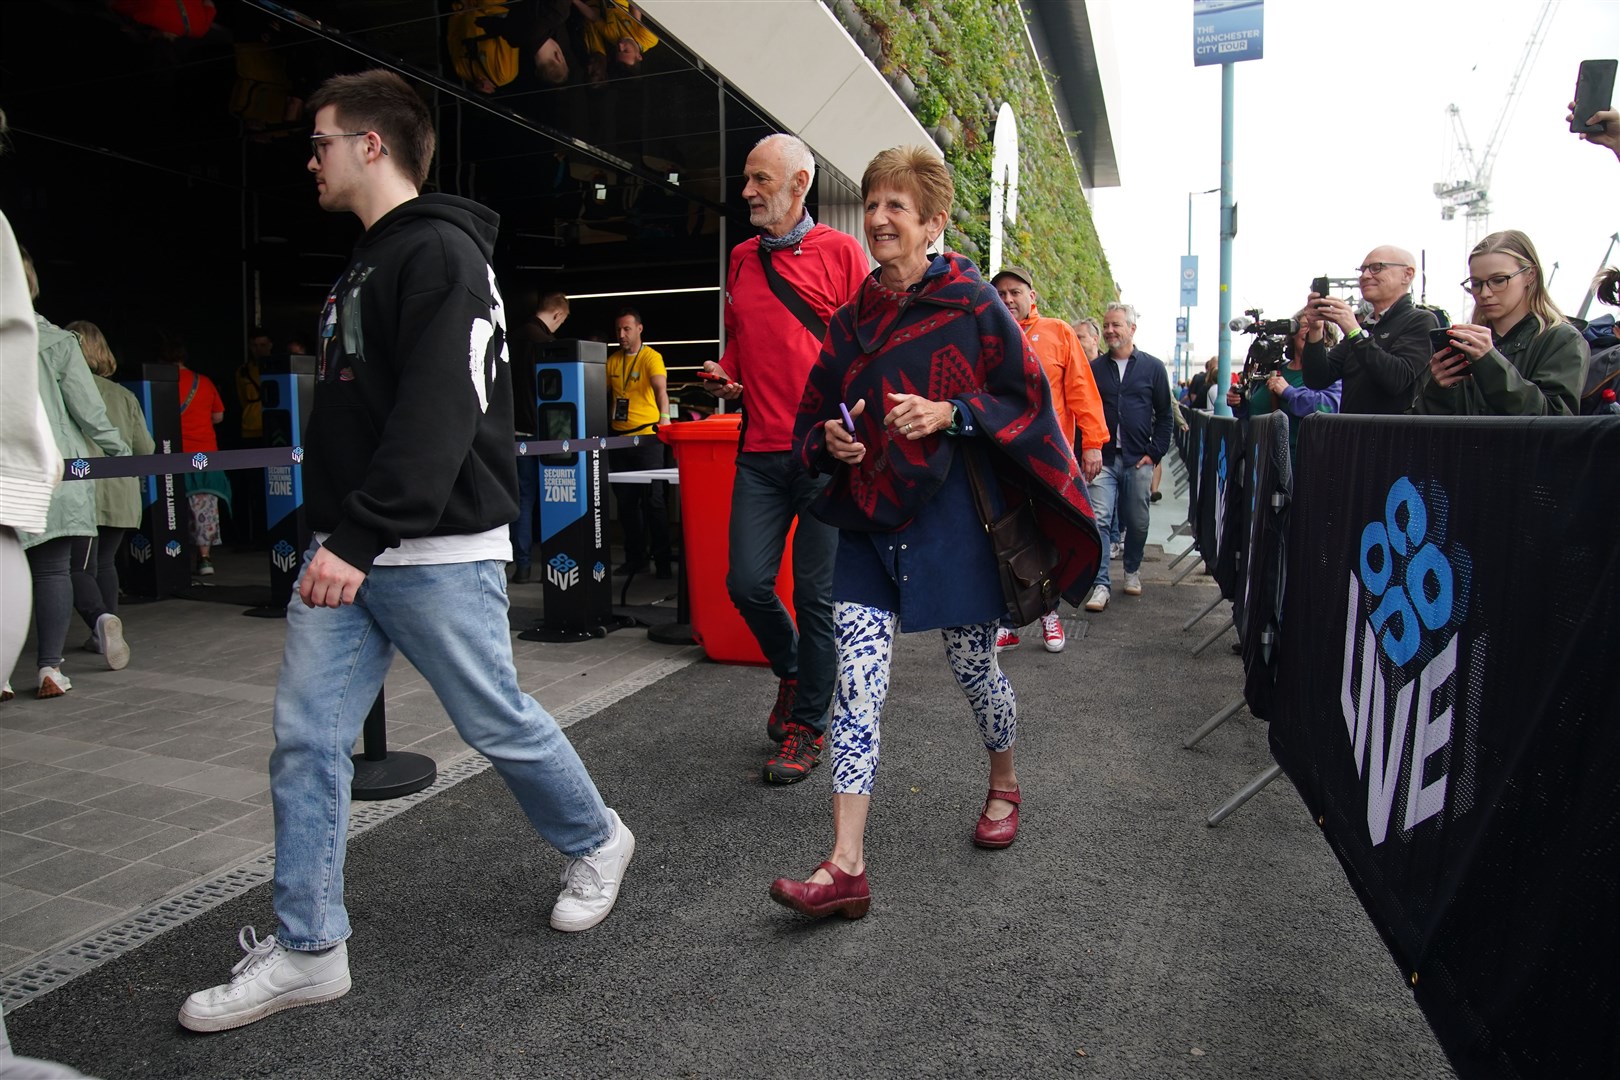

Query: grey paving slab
[136,734,248,764]
[99,727,192,752]
[0,852,129,895]
[48,746,148,773]
[12,771,135,806]
[0,888,49,924]
[102,825,194,862]
[209,806,274,844]
[0,790,40,816]
[82,784,210,822]
[0,897,119,955]
[0,833,72,874]
[24,810,169,855]
[141,832,267,876]
[0,800,83,835]
[0,763,63,789]
[95,755,211,787]
[0,734,101,766]
[162,764,270,801]
[156,798,257,832]
[65,861,198,909]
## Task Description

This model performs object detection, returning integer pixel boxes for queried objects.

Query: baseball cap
[991,265,1035,289]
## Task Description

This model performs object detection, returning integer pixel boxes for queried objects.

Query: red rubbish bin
[660,414,795,664]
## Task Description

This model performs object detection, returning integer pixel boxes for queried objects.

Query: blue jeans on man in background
[270,549,613,950]
[1087,456,1153,592]
[725,452,837,735]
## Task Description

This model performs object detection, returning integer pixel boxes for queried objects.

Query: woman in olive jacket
[1419,230,1589,416]
[66,320,152,670]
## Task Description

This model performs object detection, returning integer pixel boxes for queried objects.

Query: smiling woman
[1416,229,1590,416]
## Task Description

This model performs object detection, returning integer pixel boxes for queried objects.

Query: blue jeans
[1087,456,1153,590]
[270,547,612,951]
[511,456,538,569]
[725,452,837,734]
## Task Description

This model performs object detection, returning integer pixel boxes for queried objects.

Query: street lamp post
[1183,187,1220,387]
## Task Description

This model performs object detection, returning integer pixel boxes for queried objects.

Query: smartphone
[1310,275,1329,298]
[1429,327,1459,358]
[697,370,729,382]
[839,403,856,431]
[1571,59,1618,133]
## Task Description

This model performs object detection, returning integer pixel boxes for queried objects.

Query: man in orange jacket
[991,265,1108,653]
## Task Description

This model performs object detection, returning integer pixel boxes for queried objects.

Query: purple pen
[839,402,856,432]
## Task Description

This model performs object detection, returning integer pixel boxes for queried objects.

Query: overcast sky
[1086,0,1620,379]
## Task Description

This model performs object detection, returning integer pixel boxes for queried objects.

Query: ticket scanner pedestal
[124,364,189,599]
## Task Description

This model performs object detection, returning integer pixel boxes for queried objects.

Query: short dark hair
[307,70,436,189]
[539,291,570,317]
[615,306,642,324]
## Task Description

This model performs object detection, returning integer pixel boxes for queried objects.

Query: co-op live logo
[1340,477,1478,848]
[546,553,579,591]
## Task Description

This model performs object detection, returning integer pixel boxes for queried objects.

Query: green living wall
[824,0,1114,323]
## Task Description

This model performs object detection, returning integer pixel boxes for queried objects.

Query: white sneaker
[37,667,71,699]
[96,613,130,671]
[994,627,1020,652]
[1039,612,1066,653]
[1123,571,1143,596]
[1110,542,1123,561]
[550,808,634,932]
[1084,585,1110,613]
[179,927,351,1033]
[1,681,12,703]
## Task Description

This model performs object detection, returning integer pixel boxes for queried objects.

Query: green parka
[1416,314,1590,417]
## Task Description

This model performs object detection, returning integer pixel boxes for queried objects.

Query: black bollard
[350,690,437,800]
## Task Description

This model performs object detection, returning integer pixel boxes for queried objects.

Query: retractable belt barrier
[59,435,650,482]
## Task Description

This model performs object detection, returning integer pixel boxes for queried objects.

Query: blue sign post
[1180,256,1199,307]
[1193,0,1263,66]
[258,356,314,613]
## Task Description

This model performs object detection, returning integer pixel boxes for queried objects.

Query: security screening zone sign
[1193,0,1263,66]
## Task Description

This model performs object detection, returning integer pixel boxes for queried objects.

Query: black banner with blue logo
[1238,411,1290,721]
[1270,414,1620,1079]
[1195,413,1246,599]
[1182,409,1205,541]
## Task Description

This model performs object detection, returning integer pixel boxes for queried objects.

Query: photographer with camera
[1226,310,1341,463]
[1301,245,1436,415]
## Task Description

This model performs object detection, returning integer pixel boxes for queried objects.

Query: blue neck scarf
[758,210,814,252]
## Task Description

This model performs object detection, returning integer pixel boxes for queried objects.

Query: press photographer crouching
[1416,230,1589,416]
[1225,309,1341,465]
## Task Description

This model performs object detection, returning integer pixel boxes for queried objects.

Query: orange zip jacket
[1019,305,1108,452]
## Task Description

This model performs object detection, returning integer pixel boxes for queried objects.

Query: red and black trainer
[763,723,823,785]
[766,678,798,743]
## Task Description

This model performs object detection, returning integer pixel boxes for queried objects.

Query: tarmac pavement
[2,539,1456,1079]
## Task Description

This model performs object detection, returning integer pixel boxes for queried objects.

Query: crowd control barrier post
[1206,763,1283,827]
[124,363,189,599]
[251,356,315,616]
[531,340,619,641]
[350,689,437,800]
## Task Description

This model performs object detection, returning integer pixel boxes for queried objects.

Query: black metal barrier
[1210,412,1620,1076]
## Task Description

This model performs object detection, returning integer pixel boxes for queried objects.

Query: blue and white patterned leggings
[830,601,1017,796]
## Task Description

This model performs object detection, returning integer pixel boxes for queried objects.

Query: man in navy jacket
[1086,302,1172,611]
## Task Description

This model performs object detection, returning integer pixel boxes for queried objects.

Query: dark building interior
[2,0,824,435]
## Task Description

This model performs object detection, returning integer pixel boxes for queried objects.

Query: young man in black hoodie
[180,71,633,1033]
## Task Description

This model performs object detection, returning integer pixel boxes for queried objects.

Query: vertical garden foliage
[831,0,1115,320]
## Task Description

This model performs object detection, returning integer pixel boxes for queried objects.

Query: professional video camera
[1228,307,1294,393]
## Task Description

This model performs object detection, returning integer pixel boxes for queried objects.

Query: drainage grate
[1,650,699,1012]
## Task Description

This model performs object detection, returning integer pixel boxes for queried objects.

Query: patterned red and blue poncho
[794,252,1102,607]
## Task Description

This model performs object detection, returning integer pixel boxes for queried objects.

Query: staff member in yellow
[606,306,673,578]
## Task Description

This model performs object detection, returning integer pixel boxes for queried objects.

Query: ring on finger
[903,422,913,433]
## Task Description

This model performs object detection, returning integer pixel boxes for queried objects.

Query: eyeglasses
[309,132,389,161]
[1459,266,1532,295]
[1356,262,1410,276]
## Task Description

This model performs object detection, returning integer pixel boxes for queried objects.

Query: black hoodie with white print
[306,193,518,574]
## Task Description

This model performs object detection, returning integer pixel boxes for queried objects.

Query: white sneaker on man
[1123,571,1143,596]
[1110,542,1123,561]
[1084,585,1110,612]
[1039,612,1066,653]
[550,808,634,932]
[179,927,351,1032]
[96,613,130,671]
[994,627,1020,652]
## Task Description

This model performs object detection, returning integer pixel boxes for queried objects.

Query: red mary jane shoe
[973,788,1021,849]
[769,861,871,920]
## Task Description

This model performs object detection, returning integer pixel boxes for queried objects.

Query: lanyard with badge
[613,346,644,425]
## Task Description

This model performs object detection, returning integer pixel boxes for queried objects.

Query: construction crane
[1432,0,1556,249]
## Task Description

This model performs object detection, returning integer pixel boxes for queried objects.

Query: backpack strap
[757,246,828,343]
